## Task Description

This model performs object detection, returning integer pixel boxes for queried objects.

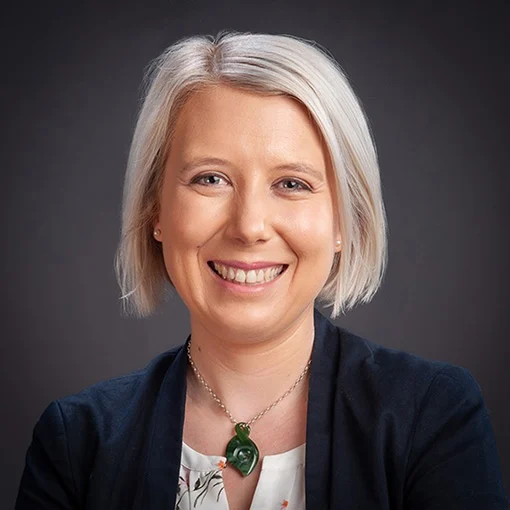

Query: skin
[154,84,341,509]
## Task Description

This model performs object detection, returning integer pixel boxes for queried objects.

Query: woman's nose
[225,188,272,246]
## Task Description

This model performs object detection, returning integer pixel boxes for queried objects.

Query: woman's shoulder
[328,322,483,415]
[316,308,466,378]
[339,331,507,507]
[312,312,486,444]
[342,325,473,378]
[32,343,187,448]
[17,344,189,508]
[56,343,186,418]
[314,310,481,412]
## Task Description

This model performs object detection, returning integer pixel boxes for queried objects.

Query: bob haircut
[115,30,387,319]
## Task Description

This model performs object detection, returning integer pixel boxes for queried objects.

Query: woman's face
[155,85,340,342]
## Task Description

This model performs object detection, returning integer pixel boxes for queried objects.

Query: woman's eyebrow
[180,158,325,182]
[272,163,325,183]
[180,157,232,175]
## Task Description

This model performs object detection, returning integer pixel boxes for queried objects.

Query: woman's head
[115,30,387,320]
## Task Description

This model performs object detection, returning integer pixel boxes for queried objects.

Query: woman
[16,31,507,510]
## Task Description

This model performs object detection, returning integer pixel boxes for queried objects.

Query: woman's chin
[208,309,284,342]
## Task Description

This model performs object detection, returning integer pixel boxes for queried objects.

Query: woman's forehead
[169,84,327,165]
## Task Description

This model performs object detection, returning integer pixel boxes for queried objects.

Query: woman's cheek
[289,207,334,245]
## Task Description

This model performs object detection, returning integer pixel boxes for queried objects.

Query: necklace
[186,341,312,477]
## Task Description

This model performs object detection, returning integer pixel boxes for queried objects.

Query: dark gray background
[2,0,509,506]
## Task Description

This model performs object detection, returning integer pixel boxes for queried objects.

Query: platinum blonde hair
[115,30,387,319]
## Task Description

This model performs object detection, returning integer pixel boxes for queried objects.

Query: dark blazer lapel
[136,310,340,509]
[139,336,190,509]
[306,308,341,508]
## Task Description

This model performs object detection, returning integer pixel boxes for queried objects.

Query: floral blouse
[175,441,306,509]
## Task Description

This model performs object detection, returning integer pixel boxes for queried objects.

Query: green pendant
[225,422,260,477]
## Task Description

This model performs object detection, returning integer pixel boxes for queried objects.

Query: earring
[335,240,341,251]
[153,228,161,238]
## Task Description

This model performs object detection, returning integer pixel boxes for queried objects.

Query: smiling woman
[155,85,342,344]
[15,31,507,510]
[115,32,387,325]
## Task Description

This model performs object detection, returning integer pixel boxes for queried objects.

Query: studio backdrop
[2,1,509,507]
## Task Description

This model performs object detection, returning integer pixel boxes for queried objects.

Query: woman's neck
[186,308,315,422]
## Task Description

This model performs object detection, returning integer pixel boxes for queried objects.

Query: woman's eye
[191,174,311,192]
[192,174,227,186]
[277,179,311,192]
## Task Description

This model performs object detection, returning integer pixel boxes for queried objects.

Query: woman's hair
[115,30,388,319]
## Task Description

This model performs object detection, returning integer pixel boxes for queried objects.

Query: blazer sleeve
[15,400,80,510]
[404,365,508,509]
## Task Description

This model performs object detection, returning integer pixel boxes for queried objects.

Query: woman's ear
[334,227,342,252]
[153,221,162,241]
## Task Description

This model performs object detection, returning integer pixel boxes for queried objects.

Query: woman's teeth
[211,262,285,285]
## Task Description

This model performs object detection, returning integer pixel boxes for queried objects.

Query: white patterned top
[175,441,306,510]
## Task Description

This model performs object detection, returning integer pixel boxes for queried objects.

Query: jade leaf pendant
[225,422,259,477]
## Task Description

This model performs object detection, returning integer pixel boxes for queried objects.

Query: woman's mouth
[207,261,288,286]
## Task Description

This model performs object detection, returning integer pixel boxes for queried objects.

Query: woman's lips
[207,261,288,292]
[208,259,288,270]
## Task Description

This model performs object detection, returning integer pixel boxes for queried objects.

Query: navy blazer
[16,309,508,509]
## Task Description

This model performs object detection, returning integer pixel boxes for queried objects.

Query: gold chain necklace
[186,341,311,477]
